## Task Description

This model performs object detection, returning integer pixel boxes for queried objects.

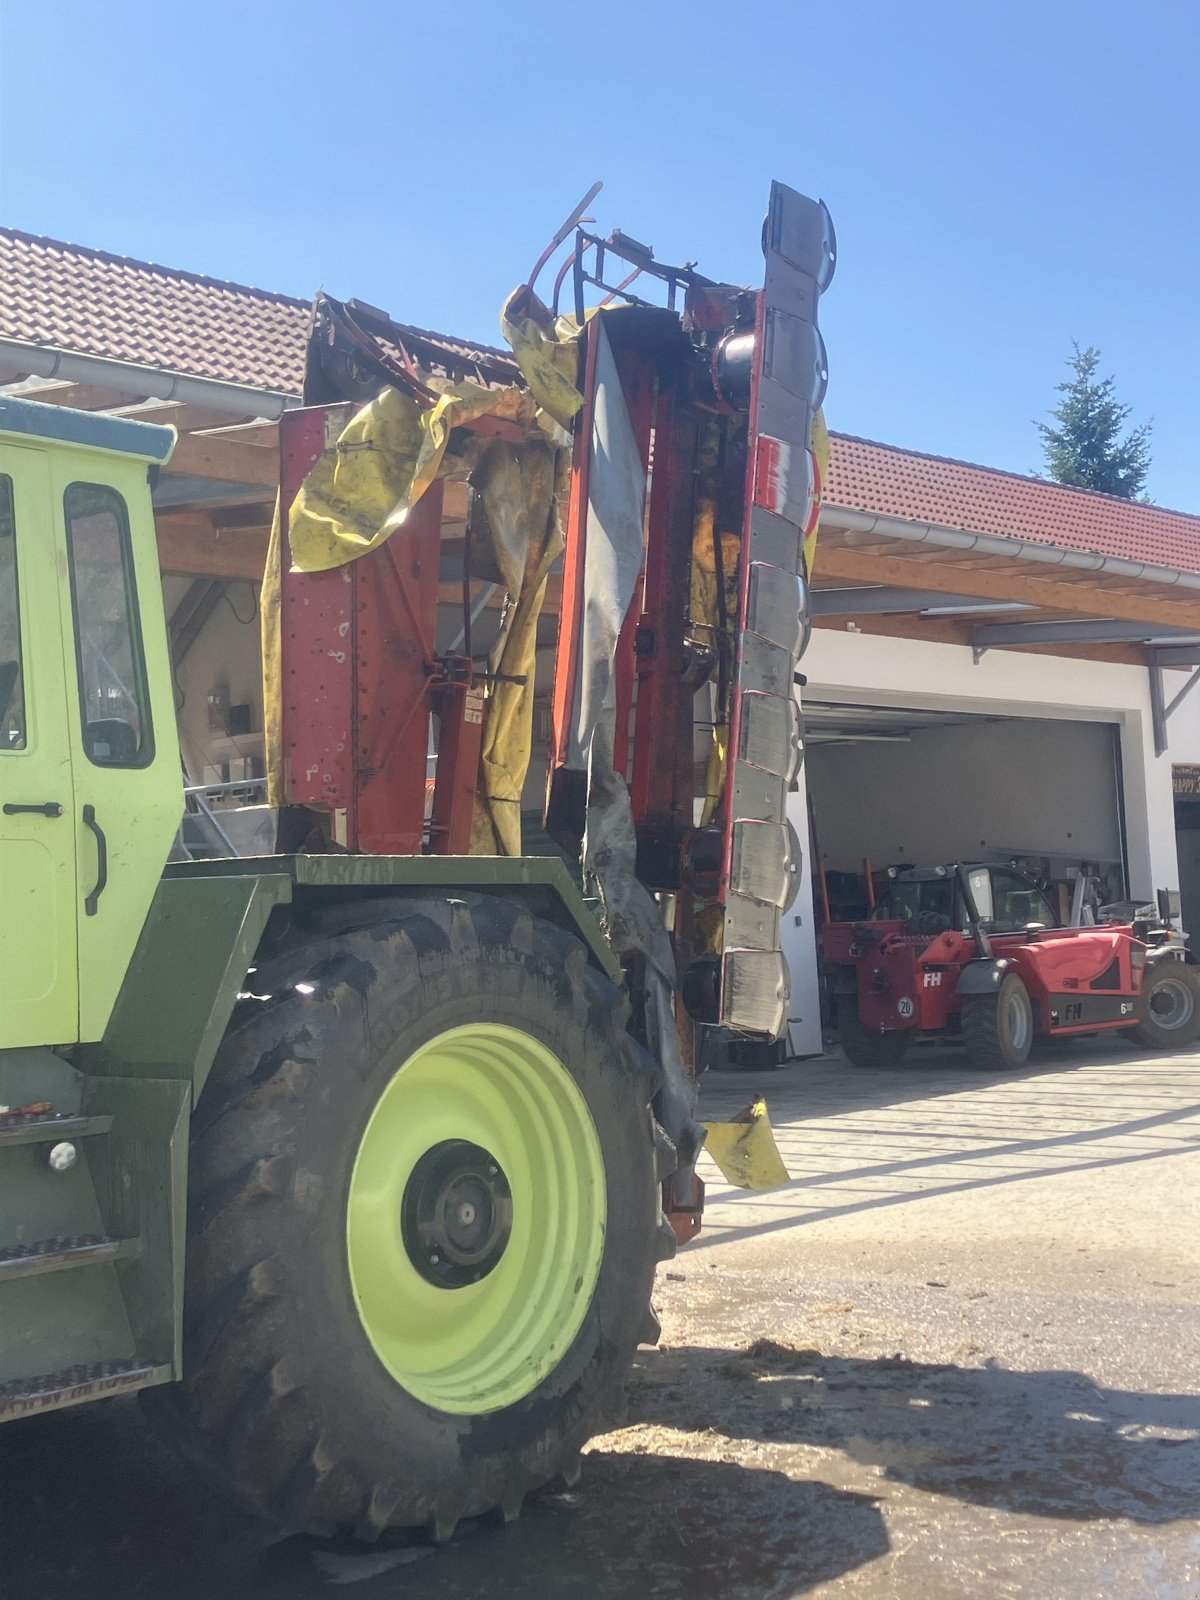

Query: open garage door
[777,700,1128,1056]
[802,701,1127,926]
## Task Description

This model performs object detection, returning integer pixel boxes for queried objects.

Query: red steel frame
[548,326,602,792]
[548,324,696,847]
[277,406,484,856]
[610,350,655,781]
[629,383,699,842]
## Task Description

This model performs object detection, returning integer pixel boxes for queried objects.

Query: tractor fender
[955,956,1014,995]
[1145,945,1193,969]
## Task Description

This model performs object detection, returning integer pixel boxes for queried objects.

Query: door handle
[82,804,108,917]
[2,801,64,817]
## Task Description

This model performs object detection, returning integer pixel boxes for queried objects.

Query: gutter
[0,338,297,420]
[826,506,1200,596]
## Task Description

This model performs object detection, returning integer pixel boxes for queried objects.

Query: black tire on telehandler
[1129,960,1200,1050]
[836,993,910,1069]
[960,971,1034,1071]
[147,894,669,1541]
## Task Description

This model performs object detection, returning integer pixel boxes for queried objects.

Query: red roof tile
[826,431,1200,577]
[0,228,310,393]
[0,228,515,395]
[4,226,1200,576]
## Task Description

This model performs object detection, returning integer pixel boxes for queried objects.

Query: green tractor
[0,181,832,1539]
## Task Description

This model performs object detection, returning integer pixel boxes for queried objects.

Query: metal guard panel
[720,181,833,1038]
[720,949,789,1038]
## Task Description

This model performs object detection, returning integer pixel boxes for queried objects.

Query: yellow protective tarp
[262,378,543,807]
[702,1098,789,1191]
[500,288,584,433]
[287,381,537,574]
[468,439,565,856]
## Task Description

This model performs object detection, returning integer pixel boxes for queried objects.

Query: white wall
[798,629,1180,902]
[806,717,1122,875]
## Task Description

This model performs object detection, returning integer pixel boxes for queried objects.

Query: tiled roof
[0,227,515,395]
[826,431,1200,577]
[0,228,310,393]
[3,226,1199,575]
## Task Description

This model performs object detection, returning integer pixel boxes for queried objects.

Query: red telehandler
[825,862,1200,1070]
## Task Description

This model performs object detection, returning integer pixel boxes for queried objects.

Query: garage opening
[803,701,1128,926]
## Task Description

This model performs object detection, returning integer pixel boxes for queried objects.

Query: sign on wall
[1173,765,1200,798]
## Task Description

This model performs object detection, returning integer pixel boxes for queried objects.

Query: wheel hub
[402,1140,513,1288]
[346,1023,607,1415]
[1151,975,1193,1030]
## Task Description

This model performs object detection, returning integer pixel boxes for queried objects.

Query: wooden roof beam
[815,545,1200,633]
[813,609,1145,665]
[156,512,269,582]
[167,431,279,488]
[191,418,281,445]
[13,379,146,409]
[112,399,261,432]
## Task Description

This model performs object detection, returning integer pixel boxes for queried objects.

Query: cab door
[0,447,80,1046]
[54,462,183,1043]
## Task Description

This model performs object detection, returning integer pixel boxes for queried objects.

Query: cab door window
[63,483,153,767]
[966,867,994,927]
[990,868,1057,932]
[0,476,25,751]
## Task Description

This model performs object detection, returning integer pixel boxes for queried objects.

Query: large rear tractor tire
[150,894,667,1540]
[836,994,910,1069]
[960,971,1034,1071]
[1130,961,1200,1050]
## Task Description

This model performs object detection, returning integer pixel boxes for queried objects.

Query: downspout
[0,338,296,420]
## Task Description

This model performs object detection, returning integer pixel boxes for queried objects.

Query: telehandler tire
[1129,961,1200,1050]
[150,894,667,1540]
[960,971,1034,1071]
[836,994,910,1069]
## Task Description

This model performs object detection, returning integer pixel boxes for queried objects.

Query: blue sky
[1,0,1196,509]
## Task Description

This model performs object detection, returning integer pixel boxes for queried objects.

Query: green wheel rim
[346,1023,607,1415]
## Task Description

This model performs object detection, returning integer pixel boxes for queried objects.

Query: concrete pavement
[3,1034,1197,1597]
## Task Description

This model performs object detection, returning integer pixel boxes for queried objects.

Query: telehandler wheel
[960,971,1034,1071]
[1130,961,1200,1050]
[151,894,667,1541]
[836,994,910,1069]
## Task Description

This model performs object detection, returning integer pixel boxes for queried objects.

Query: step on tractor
[825,861,1200,1070]
[0,182,832,1538]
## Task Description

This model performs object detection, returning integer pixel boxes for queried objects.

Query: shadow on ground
[697,1040,1200,1243]
[627,1340,1200,1525]
[705,1032,1194,1117]
[0,1394,887,1600]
